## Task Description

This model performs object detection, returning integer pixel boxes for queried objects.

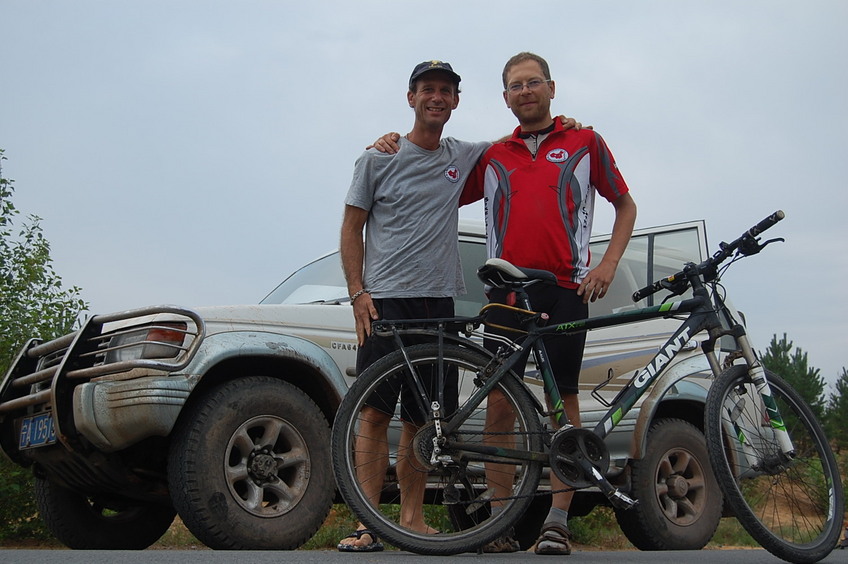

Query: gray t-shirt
[345,136,490,299]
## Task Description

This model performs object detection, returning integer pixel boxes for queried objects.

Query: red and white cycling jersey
[461,121,630,288]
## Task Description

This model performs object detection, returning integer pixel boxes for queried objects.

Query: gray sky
[2,1,846,387]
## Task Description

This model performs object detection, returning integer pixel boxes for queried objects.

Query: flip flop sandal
[337,529,385,552]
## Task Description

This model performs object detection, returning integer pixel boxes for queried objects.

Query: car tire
[615,418,722,550]
[34,477,176,549]
[168,376,333,550]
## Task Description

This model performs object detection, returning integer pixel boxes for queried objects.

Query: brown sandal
[481,527,520,553]
[337,529,384,552]
[534,522,572,555]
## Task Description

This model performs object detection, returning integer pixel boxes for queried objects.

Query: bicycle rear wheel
[705,365,843,563]
[332,342,543,555]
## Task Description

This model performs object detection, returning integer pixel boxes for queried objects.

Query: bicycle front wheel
[705,365,843,563]
[332,343,543,555]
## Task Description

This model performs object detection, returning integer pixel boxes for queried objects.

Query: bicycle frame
[424,282,712,453]
[383,262,795,473]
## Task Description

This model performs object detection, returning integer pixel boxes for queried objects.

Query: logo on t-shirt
[546,149,569,163]
[444,165,460,183]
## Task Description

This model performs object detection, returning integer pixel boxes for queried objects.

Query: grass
[301,505,359,550]
[13,447,847,551]
[149,517,204,549]
[299,503,760,551]
[0,504,805,551]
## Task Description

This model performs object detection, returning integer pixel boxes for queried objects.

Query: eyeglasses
[505,79,550,94]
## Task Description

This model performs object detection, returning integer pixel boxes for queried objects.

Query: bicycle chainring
[549,427,610,488]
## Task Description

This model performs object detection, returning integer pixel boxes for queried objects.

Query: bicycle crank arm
[576,458,638,510]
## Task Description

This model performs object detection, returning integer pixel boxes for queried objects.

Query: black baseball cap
[409,60,461,88]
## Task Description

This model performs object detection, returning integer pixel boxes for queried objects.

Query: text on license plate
[19,412,57,450]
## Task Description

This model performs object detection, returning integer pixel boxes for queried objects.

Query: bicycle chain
[450,486,578,507]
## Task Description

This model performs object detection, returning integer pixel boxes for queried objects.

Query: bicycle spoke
[706,366,843,563]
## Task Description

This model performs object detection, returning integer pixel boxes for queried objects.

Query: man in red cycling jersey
[460,51,637,555]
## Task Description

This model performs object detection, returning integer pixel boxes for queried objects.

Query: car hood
[191,302,355,335]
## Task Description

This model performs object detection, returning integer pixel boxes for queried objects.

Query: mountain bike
[331,211,843,563]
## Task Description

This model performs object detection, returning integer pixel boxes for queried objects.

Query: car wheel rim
[224,415,310,518]
[654,447,707,526]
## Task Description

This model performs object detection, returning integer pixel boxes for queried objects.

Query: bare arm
[577,192,637,303]
[340,205,379,346]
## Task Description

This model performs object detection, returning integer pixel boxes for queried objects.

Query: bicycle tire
[332,342,543,555]
[705,365,843,563]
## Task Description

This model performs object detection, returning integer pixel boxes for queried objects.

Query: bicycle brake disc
[549,427,610,488]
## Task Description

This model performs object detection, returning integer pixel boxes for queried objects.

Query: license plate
[18,412,57,450]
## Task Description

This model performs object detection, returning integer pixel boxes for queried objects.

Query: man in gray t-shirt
[345,135,489,300]
[337,60,488,552]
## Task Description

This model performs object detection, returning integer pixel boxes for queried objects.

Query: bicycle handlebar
[632,210,785,302]
[632,273,687,303]
[748,209,786,238]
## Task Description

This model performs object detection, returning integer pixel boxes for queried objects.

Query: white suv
[0,218,723,551]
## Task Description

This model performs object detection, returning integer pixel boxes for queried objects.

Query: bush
[0,457,51,542]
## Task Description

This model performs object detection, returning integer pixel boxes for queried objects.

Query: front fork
[711,331,796,464]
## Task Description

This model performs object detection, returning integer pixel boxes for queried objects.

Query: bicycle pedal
[465,487,495,514]
[608,489,638,510]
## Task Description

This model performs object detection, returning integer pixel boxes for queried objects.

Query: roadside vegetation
[0,148,845,550]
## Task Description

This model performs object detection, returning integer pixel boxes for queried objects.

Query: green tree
[759,333,827,421]
[824,368,848,452]
[1,149,87,372]
[1,149,89,541]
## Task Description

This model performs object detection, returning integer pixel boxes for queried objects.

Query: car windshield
[259,222,706,312]
[260,252,347,304]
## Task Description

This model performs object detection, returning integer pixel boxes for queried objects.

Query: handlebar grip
[632,281,662,302]
[632,271,685,302]
[748,210,785,238]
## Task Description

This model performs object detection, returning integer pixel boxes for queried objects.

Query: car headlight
[103,322,189,363]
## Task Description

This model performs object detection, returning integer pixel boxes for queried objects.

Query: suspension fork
[735,333,796,458]
[698,293,796,461]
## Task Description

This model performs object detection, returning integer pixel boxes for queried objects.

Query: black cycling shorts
[357,297,459,425]
[484,284,588,395]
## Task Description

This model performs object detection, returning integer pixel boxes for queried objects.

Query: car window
[588,224,704,316]
[457,240,488,316]
[260,222,706,313]
[260,252,347,304]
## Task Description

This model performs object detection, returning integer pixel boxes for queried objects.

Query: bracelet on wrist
[350,289,369,304]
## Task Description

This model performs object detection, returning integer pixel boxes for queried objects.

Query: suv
[0,219,724,551]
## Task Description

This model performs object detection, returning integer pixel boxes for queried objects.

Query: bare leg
[550,393,580,511]
[533,393,580,555]
[483,387,517,510]
[339,405,390,549]
[396,421,438,533]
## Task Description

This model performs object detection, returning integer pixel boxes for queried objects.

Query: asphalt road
[1,549,847,564]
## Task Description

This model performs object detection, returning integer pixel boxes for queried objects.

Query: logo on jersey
[546,149,568,163]
[444,165,460,183]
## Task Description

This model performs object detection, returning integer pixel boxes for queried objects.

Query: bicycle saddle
[477,258,558,288]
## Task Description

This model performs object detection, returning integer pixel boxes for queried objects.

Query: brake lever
[739,236,785,256]
[659,277,690,299]
[761,237,785,248]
